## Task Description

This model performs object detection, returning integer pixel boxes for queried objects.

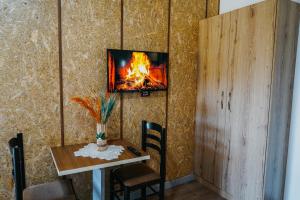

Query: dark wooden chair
[8,133,77,200]
[110,120,167,200]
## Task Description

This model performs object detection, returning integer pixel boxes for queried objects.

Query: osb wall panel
[122,0,169,173]
[0,1,60,199]
[167,0,207,180]
[207,0,220,17]
[61,0,121,198]
[62,0,121,145]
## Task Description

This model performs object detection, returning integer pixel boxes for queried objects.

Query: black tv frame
[107,49,169,93]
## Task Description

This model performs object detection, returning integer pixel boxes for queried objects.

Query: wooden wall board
[207,0,220,17]
[167,0,207,180]
[122,0,169,175]
[0,1,60,199]
[61,0,121,198]
[62,0,121,146]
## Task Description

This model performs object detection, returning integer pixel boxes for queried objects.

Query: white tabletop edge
[51,152,150,176]
[50,148,61,176]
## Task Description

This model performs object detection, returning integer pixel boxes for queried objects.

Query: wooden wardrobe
[195,0,300,199]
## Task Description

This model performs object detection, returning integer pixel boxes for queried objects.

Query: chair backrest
[8,133,26,200]
[141,120,167,180]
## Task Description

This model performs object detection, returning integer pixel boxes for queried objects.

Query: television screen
[107,49,168,92]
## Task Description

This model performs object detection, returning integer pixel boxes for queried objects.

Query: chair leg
[110,172,114,200]
[124,187,130,200]
[141,186,146,200]
[69,178,79,200]
[159,182,165,200]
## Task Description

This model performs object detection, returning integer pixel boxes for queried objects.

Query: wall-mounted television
[107,49,168,92]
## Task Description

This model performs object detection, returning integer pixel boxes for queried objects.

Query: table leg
[93,169,105,200]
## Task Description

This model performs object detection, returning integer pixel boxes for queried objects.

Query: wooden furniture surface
[264,0,300,198]
[195,0,300,199]
[51,140,150,176]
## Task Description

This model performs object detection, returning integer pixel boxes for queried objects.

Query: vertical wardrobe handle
[221,91,224,109]
[228,92,232,112]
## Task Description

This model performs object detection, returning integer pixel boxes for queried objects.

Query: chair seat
[114,163,160,187]
[23,179,76,200]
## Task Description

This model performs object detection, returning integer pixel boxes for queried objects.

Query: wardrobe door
[195,13,231,191]
[225,1,276,199]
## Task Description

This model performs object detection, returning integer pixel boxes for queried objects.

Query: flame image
[125,52,151,88]
[108,51,167,91]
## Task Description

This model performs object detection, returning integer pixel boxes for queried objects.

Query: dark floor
[150,181,225,200]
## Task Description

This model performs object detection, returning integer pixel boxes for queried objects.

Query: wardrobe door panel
[195,14,231,189]
[196,1,277,199]
[226,1,276,199]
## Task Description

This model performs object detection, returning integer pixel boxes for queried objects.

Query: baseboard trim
[165,174,195,189]
[196,176,232,200]
[130,174,195,199]
[117,173,233,199]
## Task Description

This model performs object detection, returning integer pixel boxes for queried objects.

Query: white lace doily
[74,143,124,160]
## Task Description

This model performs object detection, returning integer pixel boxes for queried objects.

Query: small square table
[50,140,150,200]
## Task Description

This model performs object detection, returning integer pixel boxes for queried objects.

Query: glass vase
[96,123,108,151]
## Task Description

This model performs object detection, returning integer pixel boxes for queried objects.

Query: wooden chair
[8,133,77,200]
[110,120,167,200]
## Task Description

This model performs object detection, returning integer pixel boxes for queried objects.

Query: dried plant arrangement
[70,92,117,144]
[70,96,101,123]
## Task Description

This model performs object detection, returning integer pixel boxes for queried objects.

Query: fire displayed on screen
[107,49,168,92]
